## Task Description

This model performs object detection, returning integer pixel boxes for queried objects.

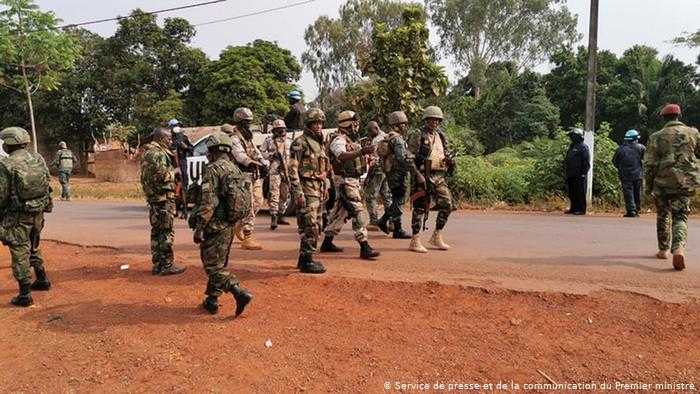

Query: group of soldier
[0,96,696,316]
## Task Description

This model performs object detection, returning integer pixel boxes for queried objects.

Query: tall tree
[0,0,79,152]
[425,0,579,97]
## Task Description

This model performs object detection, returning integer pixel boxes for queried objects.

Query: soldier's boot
[270,215,279,231]
[30,266,51,291]
[359,241,380,260]
[158,263,187,276]
[277,216,291,225]
[429,230,451,251]
[241,235,263,250]
[233,223,245,242]
[392,220,411,239]
[409,235,429,254]
[367,221,380,232]
[151,264,162,275]
[202,296,219,315]
[377,216,390,235]
[656,250,670,260]
[672,249,686,271]
[299,254,326,274]
[10,283,33,307]
[320,236,344,253]
[231,285,253,317]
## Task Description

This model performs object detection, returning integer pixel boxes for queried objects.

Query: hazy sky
[34,0,700,98]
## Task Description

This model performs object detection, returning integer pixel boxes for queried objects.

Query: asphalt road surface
[43,201,700,302]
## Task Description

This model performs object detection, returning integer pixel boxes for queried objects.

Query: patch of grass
[50,179,144,201]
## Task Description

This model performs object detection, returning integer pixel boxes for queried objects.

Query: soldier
[140,128,187,276]
[376,111,418,239]
[51,141,79,201]
[644,104,700,271]
[284,90,305,134]
[564,128,591,215]
[192,132,253,316]
[261,119,292,230]
[364,121,392,229]
[223,108,269,250]
[407,106,455,253]
[168,119,193,218]
[0,127,52,307]
[288,108,331,274]
[321,111,380,260]
[613,129,645,217]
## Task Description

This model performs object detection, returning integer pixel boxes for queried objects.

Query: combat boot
[158,263,187,276]
[241,235,263,250]
[656,250,670,260]
[429,230,451,250]
[672,250,686,271]
[151,265,162,275]
[410,235,428,254]
[231,285,253,317]
[202,296,219,314]
[367,221,380,232]
[299,254,326,274]
[392,221,411,239]
[320,236,343,253]
[277,216,291,225]
[10,283,33,307]
[30,266,51,291]
[359,241,380,260]
[270,215,279,231]
[377,217,390,234]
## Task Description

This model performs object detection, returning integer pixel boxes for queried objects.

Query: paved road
[43,201,700,301]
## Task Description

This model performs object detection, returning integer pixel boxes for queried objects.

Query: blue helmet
[287,90,302,101]
[167,119,180,128]
[624,129,640,141]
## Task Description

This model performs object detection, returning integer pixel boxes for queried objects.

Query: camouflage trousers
[241,177,264,237]
[654,193,691,252]
[58,170,71,200]
[149,199,175,269]
[324,177,368,243]
[364,169,392,223]
[297,194,325,256]
[268,173,289,216]
[200,224,240,298]
[411,173,453,235]
[382,173,409,224]
[1,213,45,285]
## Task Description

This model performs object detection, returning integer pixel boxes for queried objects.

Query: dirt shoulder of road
[0,242,697,392]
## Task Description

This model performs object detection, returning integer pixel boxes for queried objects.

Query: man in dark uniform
[613,129,645,217]
[564,128,591,215]
[284,90,305,134]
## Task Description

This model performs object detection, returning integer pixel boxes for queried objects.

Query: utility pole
[584,0,599,206]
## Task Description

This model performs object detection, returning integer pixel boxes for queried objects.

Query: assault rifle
[410,158,432,231]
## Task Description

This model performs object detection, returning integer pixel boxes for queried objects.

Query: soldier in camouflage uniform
[140,129,187,276]
[51,141,79,201]
[644,104,700,271]
[407,106,455,253]
[376,111,418,239]
[321,111,380,260]
[288,108,331,274]
[364,121,392,229]
[222,108,269,250]
[193,132,253,316]
[0,127,52,307]
[261,119,292,230]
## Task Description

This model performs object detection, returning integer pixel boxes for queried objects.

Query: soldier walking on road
[613,129,645,217]
[407,106,455,253]
[644,104,700,271]
[261,119,292,230]
[321,111,380,260]
[140,129,187,276]
[192,132,253,316]
[364,121,392,230]
[223,108,269,250]
[51,141,79,201]
[0,127,53,307]
[564,128,591,216]
[288,108,331,274]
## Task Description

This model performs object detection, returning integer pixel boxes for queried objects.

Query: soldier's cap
[660,104,681,116]
[624,129,640,140]
[271,119,287,130]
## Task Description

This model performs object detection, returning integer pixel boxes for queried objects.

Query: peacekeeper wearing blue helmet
[613,129,646,217]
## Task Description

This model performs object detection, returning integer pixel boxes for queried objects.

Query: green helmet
[233,107,254,124]
[206,132,233,151]
[305,108,326,125]
[0,127,31,146]
[422,106,444,121]
[337,110,358,128]
[387,111,408,126]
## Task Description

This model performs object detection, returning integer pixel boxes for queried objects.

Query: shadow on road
[490,255,676,273]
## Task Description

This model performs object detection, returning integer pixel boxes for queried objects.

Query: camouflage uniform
[51,146,78,200]
[364,130,392,224]
[140,140,177,272]
[644,120,700,254]
[379,126,416,235]
[261,134,290,217]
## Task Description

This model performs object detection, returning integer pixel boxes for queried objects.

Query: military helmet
[660,103,681,116]
[59,141,67,149]
[206,132,233,150]
[0,127,31,146]
[387,111,409,126]
[271,119,287,130]
[337,110,358,128]
[233,107,254,123]
[624,129,640,141]
[167,119,180,128]
[569,128,585,137]
[305,108,326,125]
[288,90,302,101]
[422,106,444,121]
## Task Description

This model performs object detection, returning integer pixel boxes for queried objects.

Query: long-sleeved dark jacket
[565,141,591,179]
[612,141,645,181]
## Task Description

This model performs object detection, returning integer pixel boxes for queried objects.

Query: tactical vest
[330,135,366,178]
[233,130,258,159]
[297,132,330,181]
[0,150,51,214]
[58,149,74,170]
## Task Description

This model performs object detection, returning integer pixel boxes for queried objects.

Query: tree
[0,0,80,152]
[302,0,407,97]
[425,0,579,97]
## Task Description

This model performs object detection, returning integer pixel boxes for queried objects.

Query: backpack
[225,169,252,224]
[4,152,50,213]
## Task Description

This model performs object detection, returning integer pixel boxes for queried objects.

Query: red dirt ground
[0,242,697,392]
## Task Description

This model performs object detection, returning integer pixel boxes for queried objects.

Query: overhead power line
[194,0,316,27]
